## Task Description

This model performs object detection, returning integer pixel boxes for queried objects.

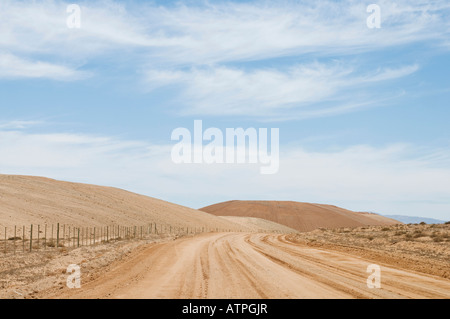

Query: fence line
[0,222,290,256]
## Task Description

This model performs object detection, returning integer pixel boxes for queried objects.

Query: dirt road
[54,233,450,299]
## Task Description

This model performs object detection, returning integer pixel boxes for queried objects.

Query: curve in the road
[54,233,450,299]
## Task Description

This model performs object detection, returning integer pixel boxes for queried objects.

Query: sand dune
[201,200,400,232]
[0,175,248,236]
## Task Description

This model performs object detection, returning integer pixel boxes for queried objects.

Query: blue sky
[0,0,449,220]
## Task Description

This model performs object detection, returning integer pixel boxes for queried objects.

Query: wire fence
[0,223,242,256]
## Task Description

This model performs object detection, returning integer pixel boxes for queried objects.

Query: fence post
[56,223,60,248]
[44,224,47,250]
[14,226,16,255]
[22,226,25,252]
[77,228,80,247]
[29,224,33,252]
[37,225,40,249]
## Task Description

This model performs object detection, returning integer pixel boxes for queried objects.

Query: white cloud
[0,0,446,118]
[137,0,450,64]
[0,53,90,80]
[145,63,419,117]
[0,126,449,220]
[361,64,420,83]
[0,120,42,129]
[0,0,163,55]
[1,0,449,67]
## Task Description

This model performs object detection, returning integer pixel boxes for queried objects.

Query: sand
[43,232,450,299]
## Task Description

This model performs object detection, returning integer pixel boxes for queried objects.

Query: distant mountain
[383,215,447,224]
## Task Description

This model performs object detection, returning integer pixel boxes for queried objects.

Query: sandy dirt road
[53,233,450,299]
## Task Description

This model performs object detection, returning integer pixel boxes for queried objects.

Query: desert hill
[0,175,250,236]
[200,200,401,232]
[219,216,299,233]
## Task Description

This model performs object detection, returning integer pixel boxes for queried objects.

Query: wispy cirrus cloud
[1,1,449,68]
[360,64,420,83]
[145,63,419,118]
[0,120,42,130]
[138,0,450,64]
[1,0,448,117]
[0,0,160,55]
[0,53,90,80]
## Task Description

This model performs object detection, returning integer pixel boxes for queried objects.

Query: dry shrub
[433,236,443,242]
[413,231,425,238]
[46,240,55,247]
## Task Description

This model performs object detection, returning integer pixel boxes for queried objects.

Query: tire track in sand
[49,233,450,299]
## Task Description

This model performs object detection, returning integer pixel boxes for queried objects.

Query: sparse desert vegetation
[287,223,450,279]
[0,234,174,299]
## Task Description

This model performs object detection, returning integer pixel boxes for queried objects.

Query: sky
[0,0,449,220]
